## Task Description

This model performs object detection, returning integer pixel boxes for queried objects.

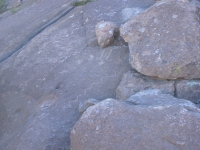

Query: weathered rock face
[116,70,175,100]
[95,21,118,48]
[71,90,200,150]
[176,80,200,104]
[120,7,145,22]
[83,0,155,46]
[79,98,100,113]
[0,0,138,149]
[120,0,200,79]
[116,71,200,105]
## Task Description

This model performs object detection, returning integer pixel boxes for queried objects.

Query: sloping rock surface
[0,0,155,149]
[71,90,200,150]
[120,0,200,79]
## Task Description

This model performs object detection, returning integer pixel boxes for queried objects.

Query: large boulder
[116,70,175,100]
[120,0,200,79]
[71,90,200,150]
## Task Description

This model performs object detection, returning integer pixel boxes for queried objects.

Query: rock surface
[0,0,156,149]
[6,0,22,9]
[120,7,145,22]
[176,80,200,104]
[83,0,155,46]
[79,98,100,113]
[117,71,200,105]
[95,21,118,48]
[116,70,175,100]
[120,0,200,79]
[71,90,200,150]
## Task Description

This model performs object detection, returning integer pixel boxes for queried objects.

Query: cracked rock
[71,89,200,150]
[95,21,119,48]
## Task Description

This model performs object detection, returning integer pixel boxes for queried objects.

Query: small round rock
[95,21,119,48]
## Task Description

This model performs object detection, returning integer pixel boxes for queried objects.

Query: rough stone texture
[176,80,200,104]
[116,71,175,100]
[1,0,158,149]
[79,98,100,113]
[79,101,87,113]
[95,21,118,48]
[120,0,200,79]
[120,7,145,22]
[85,98,99,107]
[6,0,22,9]
[71,90,200,150]
[83,0,155,46]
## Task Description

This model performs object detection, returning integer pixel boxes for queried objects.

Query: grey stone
[6,0,22,9]
[0,0,135,149]
[83,0,155,46]
[116,71,175,100]
[79,98,100,113]
[79,101,87,113]
[120,0,200,79]
[71,90,200,150]
[121,7,145,22]
[95,21,119,48]
[176,80,200,104]
[85,98,99,107]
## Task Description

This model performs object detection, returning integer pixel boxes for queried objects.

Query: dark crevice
[0,6,75,64]
[173,80,178,98]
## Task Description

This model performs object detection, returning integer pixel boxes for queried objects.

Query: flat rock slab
[120,0,200,79]
[116,70,175,100]
[71,90,200,150]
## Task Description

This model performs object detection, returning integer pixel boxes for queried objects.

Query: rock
[120,0,200,79]
[116,71,175,100]
[83,0,155,46]
[176,80,200,104]
[79,101,87,113]
[79,98,100,113]
[85,98,99,107]
[120,7,144,22]
[95,21,119,48]
[7,0,22,9]
[71,90,200,150]
[0,0,156,149]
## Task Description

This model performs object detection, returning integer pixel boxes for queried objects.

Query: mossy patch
[72,0,94,6]
[174,66,182,75]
